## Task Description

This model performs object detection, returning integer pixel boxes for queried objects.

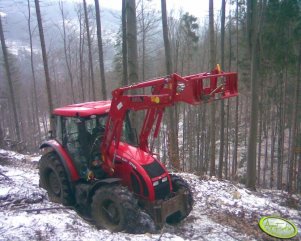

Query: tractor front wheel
[39,152,74,205]
[91,185,139,232]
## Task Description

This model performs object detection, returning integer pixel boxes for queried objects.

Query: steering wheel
[89,135,104,161]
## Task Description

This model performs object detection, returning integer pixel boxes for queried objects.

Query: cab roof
[52,100,111,117]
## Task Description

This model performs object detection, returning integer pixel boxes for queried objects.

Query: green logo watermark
[259,216,298,239]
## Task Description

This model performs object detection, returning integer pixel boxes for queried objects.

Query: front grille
[142,161,165,178]
[154,181,170,200]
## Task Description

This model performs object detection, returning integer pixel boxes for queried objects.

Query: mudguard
[87,178,121,201]
[40,140,80,184]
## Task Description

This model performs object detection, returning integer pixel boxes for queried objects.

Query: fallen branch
[21,206,71,213]
[157,224,166,241]
[0,171,10,180]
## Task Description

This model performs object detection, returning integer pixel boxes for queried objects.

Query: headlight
[153,181,159,186]
[162,177,168,182]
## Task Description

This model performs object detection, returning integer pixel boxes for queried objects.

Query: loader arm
[101,69,238,174]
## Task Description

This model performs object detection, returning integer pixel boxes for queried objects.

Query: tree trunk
[233,96,239,178]
[140,0,146,81]
[246,0,260,190]
[161,0,172,75]
[270,117,277,189]
[83,0,96,100]
[126,0,139,86]
[257,109,262,186]
[182,105,186,168]
[0,124,4,148]
[59,0,75,103]
[77,5,85,101]
[161,0,180,170]
[288,45,301,192]
[126,0,140,132]
[263,109,269,188]
[196,109,202,173]
[218,0,226,179]
[298,127,301,193]
[0,16,21,145]
[277,74,285,190]
[27,0,41,143]
[246,41,260,190]
[200,105,208,175]
[122,0,128,86]
[209,0,216,176]
[225,100,230,179]
[232,1,240,178]
[34,0,54,132]
[244,97,249,149]
[94,0,107,100]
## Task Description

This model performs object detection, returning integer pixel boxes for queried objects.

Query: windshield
[83,113,138,146]
[57,112,138,147]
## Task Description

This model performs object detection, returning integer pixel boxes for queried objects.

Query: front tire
[166,175,194,224]
[91,185,139,232]
[39,152,74,205]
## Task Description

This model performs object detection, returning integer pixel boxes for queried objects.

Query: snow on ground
[0,149,300,241]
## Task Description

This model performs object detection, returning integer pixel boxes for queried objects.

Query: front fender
[88,178,121,201]
[40,140,80,182]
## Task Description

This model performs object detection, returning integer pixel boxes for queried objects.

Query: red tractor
[39,68,238,232]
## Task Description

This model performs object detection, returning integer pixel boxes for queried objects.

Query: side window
[55,116,63,144]
[85,118,96,135]
[64,117,80,143]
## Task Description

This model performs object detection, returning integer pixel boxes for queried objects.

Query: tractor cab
[51,101,137,179]
[55,114,106,179]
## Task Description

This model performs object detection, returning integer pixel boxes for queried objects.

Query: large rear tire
[91,185,139,232]
[39,152,74,205]
[166,174,194,224]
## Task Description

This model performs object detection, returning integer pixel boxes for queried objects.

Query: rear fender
[40,140,80,183]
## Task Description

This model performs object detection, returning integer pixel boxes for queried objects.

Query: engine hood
[113,142,155,166]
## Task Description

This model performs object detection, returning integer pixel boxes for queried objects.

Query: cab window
[55,115,63,144]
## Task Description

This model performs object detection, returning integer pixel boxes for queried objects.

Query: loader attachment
[173,71,238,105]
[142,188,191,227]
[101,69,238,170]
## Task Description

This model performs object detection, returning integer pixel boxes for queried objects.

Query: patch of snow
[0,149,300,241]
[0,11,6,17]
[0,187,11,197]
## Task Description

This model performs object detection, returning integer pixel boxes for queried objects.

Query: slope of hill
[0,149,300,241]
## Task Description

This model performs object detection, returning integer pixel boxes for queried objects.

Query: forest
[0,0,301,194]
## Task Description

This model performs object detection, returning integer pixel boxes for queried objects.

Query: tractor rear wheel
[39,152,74,205]
[91,185,139,232]
[166,175,194,224]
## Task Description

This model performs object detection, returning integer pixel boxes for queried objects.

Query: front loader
[39,67,238,232]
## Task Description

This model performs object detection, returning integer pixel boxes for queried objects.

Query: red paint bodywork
[53,101,111,117]
[108,142,171,201]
